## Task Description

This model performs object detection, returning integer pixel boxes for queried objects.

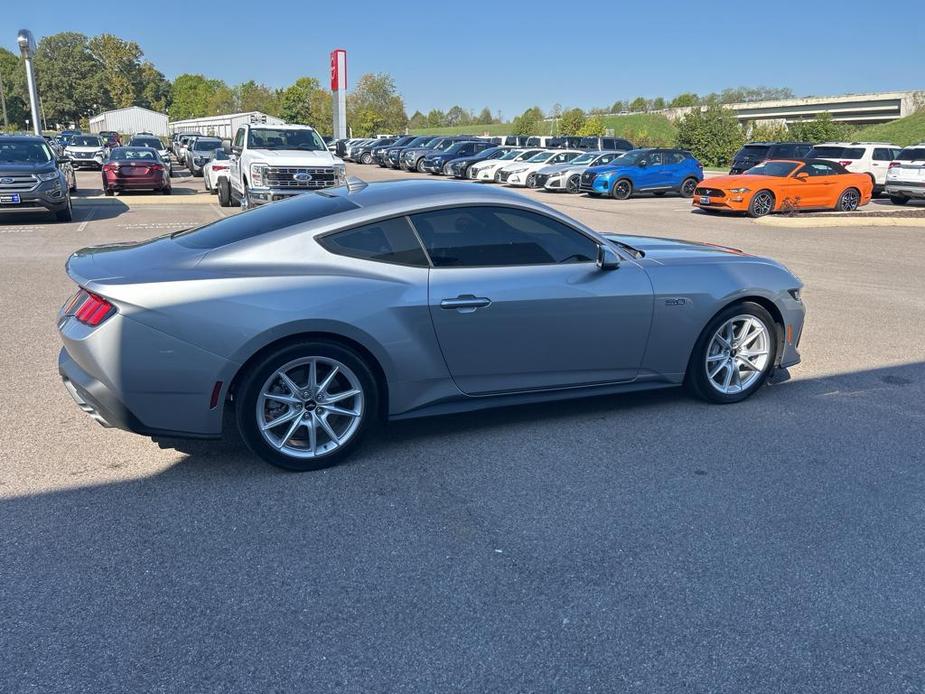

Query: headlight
[36,170,60,181]
[96,149,105,156]
[334,164,346,183]
[508,167,527,174]
[250,162,268,187]
[730,187,751,193]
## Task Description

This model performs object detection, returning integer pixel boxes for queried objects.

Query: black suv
[0,135,75,222]
[730,142,813,174]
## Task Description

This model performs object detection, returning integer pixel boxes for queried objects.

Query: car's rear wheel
[236,341,378,471]
[747,190,775,217]
[686,302,778,404]
[611,178,633,200]
[837,187,860,212]
[218,178,232,207]
[680,177,698,198]
[565,175,580,193]
[890,194,909,206]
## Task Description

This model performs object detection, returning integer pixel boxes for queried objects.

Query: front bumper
[0,181,69,212]
[543,175,566,191]
[420,161,446,174]
[246,187,314,206]
[579,175,612,194]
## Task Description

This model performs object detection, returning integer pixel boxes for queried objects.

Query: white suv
[807,142,901,195]
[885,143,925,206]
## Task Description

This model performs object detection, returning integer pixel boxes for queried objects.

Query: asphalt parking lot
[1,161,924,693]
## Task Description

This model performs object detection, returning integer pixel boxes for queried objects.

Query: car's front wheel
[416,158,426,173]
[565,175,580,193]
[361,152,373,164]
[686,302,778,404]
[236,341,378,471]
[218,178,233,207]
[747,190,775,217]
[611,178,632,200]
[54,195,73,222]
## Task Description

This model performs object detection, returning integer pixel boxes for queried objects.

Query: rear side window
[841,147,865,159]
[739,145,770,159]
[318,217,428,267]
[173,193,359,249]
[410,206,598,268]
[772,144,800,158]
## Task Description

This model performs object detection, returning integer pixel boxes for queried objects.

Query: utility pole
[17,29,41,136]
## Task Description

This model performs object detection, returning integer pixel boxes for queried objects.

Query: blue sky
[3,0,924,117]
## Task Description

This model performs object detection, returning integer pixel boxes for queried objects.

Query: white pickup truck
[218,123,346,208]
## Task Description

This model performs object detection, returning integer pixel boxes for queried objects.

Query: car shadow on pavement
[1,361,923,692]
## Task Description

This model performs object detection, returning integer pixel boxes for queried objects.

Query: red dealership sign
[330,49,347,91]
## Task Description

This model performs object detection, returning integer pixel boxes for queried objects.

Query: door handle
[440,295,492,312]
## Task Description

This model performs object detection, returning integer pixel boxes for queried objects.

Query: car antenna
[345,176,368,193]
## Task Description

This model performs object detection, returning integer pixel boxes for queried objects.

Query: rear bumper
[886,181,925,198]
[59,347,218,439]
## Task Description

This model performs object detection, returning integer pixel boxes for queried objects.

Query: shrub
[676,105,745,168]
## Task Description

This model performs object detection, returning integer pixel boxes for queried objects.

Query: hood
[603,233,754,264]
[0,161,57,175]
[537,162,577,175]
[249,150,339,166]
[66,145,104,153]
[66,235,208,291]
[586,163,630,175]
[702,174,781,189]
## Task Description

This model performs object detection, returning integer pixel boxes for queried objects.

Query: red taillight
[103,163,118,172]
[889,161,900,169]
[838,160,852,167]
[73,291,115,326]
[149,164,164,172]
[213,165,229,171]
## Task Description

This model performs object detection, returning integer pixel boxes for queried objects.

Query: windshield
[608,151,648,166]
[745,161,798,177]
[443,143,466,154]
[527,152,554,163]
[70,136,102,147]
[193,139,222,151]
[896,148,925,161]
[476,147,504,159]
[131,138,163,149]
[570,153,595,164]
[0,140,54,163]
[110,148,159,161]
[434,140,458,151]
[498,150,522,160]
[248,128,325,151]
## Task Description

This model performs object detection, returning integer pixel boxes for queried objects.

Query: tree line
[0,32,410,137]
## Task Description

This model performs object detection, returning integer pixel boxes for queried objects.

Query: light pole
[17,29,42,136]
[0,71,8,131]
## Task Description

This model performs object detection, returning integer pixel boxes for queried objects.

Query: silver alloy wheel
[256,356,365,459]
[705,314,771,395]
[681,178,697,197]
[566,175,579,193]
[840,189,860,211]
[751,191,773,216]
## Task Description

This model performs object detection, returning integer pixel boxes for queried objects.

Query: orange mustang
[693,159,872,217]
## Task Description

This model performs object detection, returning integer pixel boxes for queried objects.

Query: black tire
[679,177,698,198]
[415,158,426,173]
[361,152,373,164]
[162,185,172,195]
[747,190,775,218]
[236,341,379,471]
[836,187,860,212]
[890,194,909,206]
[685,301,779,404]
[218,177,232,207]
[565,175,580,193]
[104,187,113,196]
[611,178,633,200]
[204,175,211,192]
[193,169,203,177]
[54,196,73,223]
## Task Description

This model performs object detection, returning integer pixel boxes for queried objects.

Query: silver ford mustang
[58,180,804,470]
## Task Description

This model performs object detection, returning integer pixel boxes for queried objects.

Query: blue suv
[579,148,703,199]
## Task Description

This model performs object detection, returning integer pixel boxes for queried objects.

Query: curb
[754,215,925,229]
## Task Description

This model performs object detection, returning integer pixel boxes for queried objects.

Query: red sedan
[101,147,171,195]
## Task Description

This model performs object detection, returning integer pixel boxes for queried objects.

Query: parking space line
[211,203,228,218]
[76,206,96,232]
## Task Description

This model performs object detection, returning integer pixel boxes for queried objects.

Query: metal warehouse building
[88,106,169,136]
[168,111,285,140]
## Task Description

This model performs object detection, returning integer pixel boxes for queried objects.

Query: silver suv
[885,143,925,205]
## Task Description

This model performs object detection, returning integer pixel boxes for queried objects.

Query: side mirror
[638,160,648,167]
[795,171,809,180]
[597,244,620,271]
[57,156,71,165]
